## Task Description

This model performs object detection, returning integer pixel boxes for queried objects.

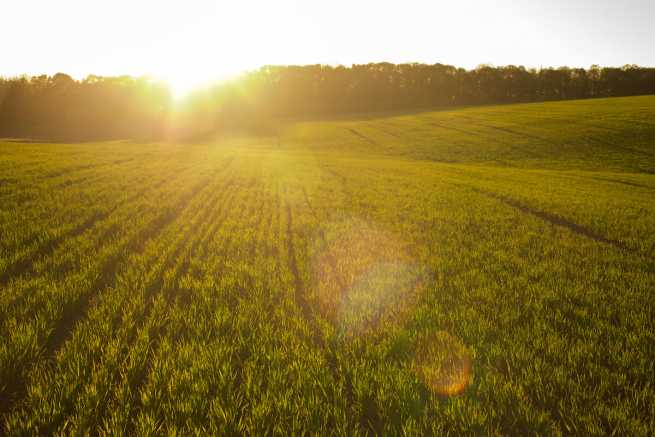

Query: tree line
[2,64,655,141]
[0,74,170,141]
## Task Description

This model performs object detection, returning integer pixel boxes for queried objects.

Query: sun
[165,74,204,100]
[159,63,248,101]
[138,0,318,101]
[163,70,245,101]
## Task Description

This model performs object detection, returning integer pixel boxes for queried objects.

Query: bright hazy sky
[3,0,654,95]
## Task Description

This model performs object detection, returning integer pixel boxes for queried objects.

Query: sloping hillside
[275,95,655,172]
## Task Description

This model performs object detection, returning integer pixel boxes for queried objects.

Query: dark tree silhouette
[1,64,655,141]
[0,74,170,141]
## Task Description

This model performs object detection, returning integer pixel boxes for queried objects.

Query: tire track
[175,178,238,287]
[4,173,231,434]
[82,173,237,433]
[472,188,633,252]
[0,170,191,313]
[367,122,402,140]
[46,170,240,435]
[249,182,268,260]
[44,164,234,356]
[582,135,655,159]
[347,128,377,145]
[133,178,260,429]
[457,114,655,159]
[0,176,169,287]
[457,115,555,144]
[0,159,172,257]
[0,163,231,420]
[582,176,655,191]
[289,190,355,429]
[0,213,104,286]
[118,177,262,434]
[35,157,137,183]
[425,118,541,158]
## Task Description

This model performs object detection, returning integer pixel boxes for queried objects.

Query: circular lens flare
[414,331,473,396]
[312,219,425,338]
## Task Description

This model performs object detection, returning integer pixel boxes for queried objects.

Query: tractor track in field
[183,179,262,414]
[52,173,106,190]
[43,157,138,180]
[425,119,490,140]
[47,158,151,191]
[0,165,229,422]
[46,155,237,346]
[284,201,318,317]
[426,119,542,158]
[137,174,235,329]
[165,175,258,316]
[472,188,633,252]
[42,171,219,363]
[175,178,239,290]
[347,128,377,145]
[35,159,133,182]
[321,166,347,186]
[100,174,242,434]
[0,212,105,286]
[1,209,158,322]
[249,183,268,260]
[0,170,191,288]
[588,137,655,159]
[284,198,349,416]
[300,187,348,294]
[458,115,655,159]
[458,115,618,159]
[0,170,104,203]
[106,176,239,432]
[581,176,655,191]
[37,163,107,180]
[457,115,555,144]
[320,165,355,217]
[261,185,276,260]
[259,184,284,302]
[0,171,111,210]
[0,215,170,422]
[284,201,313,331]
[178,176,257,311]
[272,183,282,260]
[0,163,178,267]
[615,118,655,130]
[76,208,210,429]
[367,122,402,139]
[8,173,229,433]
[298,187,356,425]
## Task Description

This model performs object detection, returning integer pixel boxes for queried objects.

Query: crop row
[1,144,653,434]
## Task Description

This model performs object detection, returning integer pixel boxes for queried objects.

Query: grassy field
[1,95,654,435]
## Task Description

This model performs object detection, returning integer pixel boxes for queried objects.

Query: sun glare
[164,74,206,100]
[153,48,232,100]
[135,1,325,101]
[162,65,249,101]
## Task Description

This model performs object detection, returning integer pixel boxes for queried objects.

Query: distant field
[1,96,654,434]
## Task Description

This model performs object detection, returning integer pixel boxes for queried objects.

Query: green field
[1,96,654,435]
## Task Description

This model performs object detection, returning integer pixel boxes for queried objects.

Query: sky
[2,0,654,95]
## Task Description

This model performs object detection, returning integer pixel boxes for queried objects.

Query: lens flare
[312,219,425,338]
[414,331,473,396]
